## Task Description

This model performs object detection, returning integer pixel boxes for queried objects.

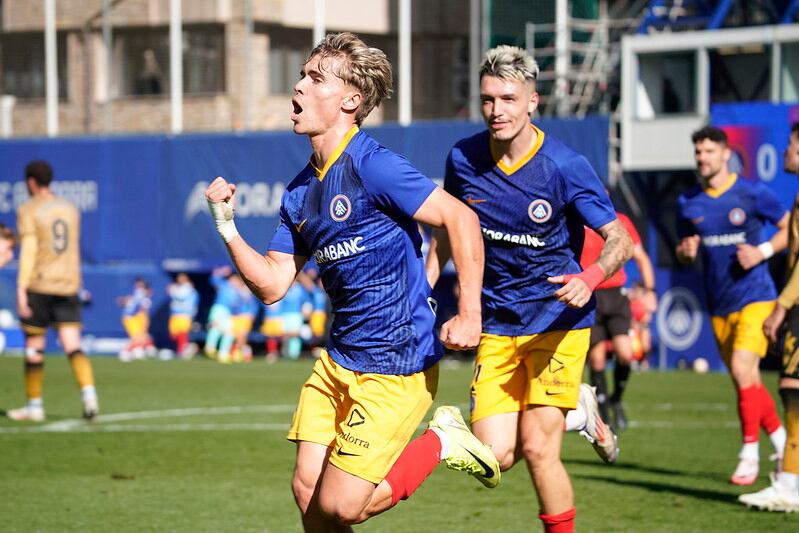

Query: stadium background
[0,0,798,373]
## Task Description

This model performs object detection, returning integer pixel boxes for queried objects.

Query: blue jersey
[232,288,259,317]
[168,283,199,318]
[677,174,786,316]
[445,126,616,336]
[310,284,328,311]
[124,287,151,317]
[269,127,440,374]
[211,273,240,310]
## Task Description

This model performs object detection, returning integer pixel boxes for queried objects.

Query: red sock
[384,429,441,507]
[539,508,576,533]
[266,338,278,354]
[757,384,782,434]
[738,385,761,444]
[176,332,189,354]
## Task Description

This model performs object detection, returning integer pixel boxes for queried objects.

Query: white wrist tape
[208,199,239,243]
[757,241,774,260]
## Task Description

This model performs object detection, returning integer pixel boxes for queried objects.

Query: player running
[206,32,499,531]
[676,125,788,486]
[427,45,632,532]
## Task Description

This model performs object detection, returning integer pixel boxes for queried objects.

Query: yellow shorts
[471,329,590,423]
[711,300,775,367]
[232,315,254,337]
[260,317,283,337]
[287,350,438,484]
[310,311,327,338]
[122,313,149,338]
[168,315,192,336]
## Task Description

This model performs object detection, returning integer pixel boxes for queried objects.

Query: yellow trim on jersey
[492,124,545,176]
[16,234,37,288]
[704,173,737,199]
[313,126,360,181]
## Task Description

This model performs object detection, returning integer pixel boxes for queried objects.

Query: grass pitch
[0,355,795,532]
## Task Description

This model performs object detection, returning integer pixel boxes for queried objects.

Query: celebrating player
[205,32,498,531]
[427,45,632,532]
[676,125,788,485]
[6,160,99,422]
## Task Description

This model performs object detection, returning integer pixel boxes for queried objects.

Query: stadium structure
[0,0,797,372]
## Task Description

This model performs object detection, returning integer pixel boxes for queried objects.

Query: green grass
[0,355,795,532]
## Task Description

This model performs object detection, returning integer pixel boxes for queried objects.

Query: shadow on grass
[573,473,739,505]
[566,458,727,481]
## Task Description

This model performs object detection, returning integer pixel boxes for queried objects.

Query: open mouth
[292,99,303,116]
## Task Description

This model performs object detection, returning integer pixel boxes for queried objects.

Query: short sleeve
[443,149,463,199]
[359,147,437,218]
[754,182,788,225]
[562,155,616,230]
[268,206,310,257]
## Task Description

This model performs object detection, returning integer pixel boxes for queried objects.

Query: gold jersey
[17,195,81,295]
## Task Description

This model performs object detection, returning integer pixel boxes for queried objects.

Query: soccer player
[676,125,788,486]
[167,272,199,358]
[205,32,499,530]
[204,266,240,363]
[0,223,15,268]
[426,45,632,532]
[740,123,799,511]
[118,277,155,360]
[6,160,99,422]
[581,210,657,430]
[259,299,283,363]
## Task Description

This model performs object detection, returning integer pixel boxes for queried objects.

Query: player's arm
[206,176,303,304]
[631,242,657,313]
[764,251,799,342]
[15,213,36,319]
[736,212,789,270]
[548,218,633,308]
[414,187,483,350]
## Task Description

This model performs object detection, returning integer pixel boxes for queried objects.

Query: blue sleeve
[268,205,310,257]
[562,154,616,230]
[359,147,437,218]
[443,149,463,199]
[754,183,787,225]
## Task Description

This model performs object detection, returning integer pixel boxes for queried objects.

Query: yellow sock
[68,350,95,389]
[24,361,44,400]
[782,389,799,475]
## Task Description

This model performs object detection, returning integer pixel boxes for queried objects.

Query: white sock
[81,385,97,401]
[740,442,760,461]
[769,426,787,456]
[430,427,450,459]
[777,471,799,491]
[565,406,587,432]
[28,398,43,409]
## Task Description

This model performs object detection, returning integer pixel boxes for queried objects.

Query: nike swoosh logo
[336,447,360,457]
[296,218,308,233]
[545,390,565,396]
[465,449,495,479]
[465,197,486,205]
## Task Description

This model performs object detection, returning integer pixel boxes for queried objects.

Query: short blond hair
[480,45,539,84]
[308,32,393,125]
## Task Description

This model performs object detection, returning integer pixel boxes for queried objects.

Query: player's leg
[54,294,98,419]
[470,334,527,470]
[522,329,590,532]
[292,441,349,532]
[8,292,49,421]
[588,293,611,423]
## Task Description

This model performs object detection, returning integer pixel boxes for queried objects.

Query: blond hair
[308,32,393,125]
[480,45,539,84]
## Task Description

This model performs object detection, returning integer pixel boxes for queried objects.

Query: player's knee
[317,491,367,525]
[521,434,559,467]
[25,347,44,364]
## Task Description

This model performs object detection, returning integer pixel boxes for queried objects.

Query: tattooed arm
[548,218,633,309]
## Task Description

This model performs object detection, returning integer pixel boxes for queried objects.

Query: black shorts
[20,291,82,335]
[589,287,632,347]
[781,306,799,379]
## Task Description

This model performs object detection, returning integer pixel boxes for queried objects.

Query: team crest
[330,194,352,222]
[728,207,746,226]
[528,199,552,223]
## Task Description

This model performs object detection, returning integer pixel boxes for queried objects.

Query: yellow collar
[491,124,545,176]
[704,173,737,198]
[312,126,360,181]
